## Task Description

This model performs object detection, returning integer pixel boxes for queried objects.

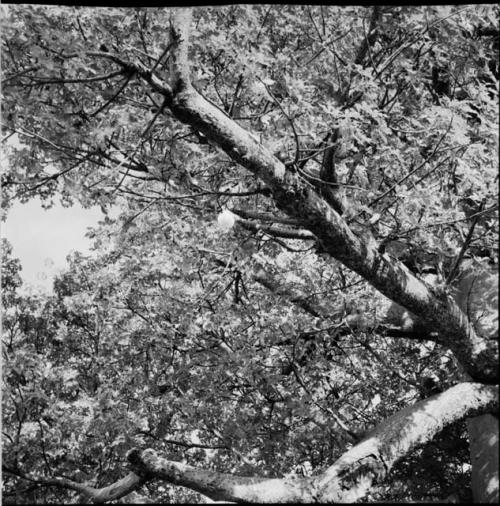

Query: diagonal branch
[312,382,498,501]
[160,10,496,383]
[83,9,497,383]
[211,256,437,341]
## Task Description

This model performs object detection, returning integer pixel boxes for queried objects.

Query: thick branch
[127,448,315,503]
[313,382,499,501]
[123,383,497,503]
[159,10,496,382]
[92,9,496,382]
[8,384,495,503]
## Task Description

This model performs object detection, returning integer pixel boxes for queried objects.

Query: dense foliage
[1,5,498,503]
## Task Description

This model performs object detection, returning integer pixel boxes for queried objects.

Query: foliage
[1,4,498,503]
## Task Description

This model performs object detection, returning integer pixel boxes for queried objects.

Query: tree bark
[467,414,499,502]
[79,8,498,502]
[9,384,496,503]
[0,470,146,504]
[122,383,497,503]
[144,8,496,383]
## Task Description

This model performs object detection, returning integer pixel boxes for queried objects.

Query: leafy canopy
[1,4,498,503]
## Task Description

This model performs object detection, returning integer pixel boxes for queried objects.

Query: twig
[445,199,486,285]
[90,73,132,117]
[26,69,124,86]
[370,117,454,206]
[258,77,300,165]
[141,97,168,138]
[150,41,175,74]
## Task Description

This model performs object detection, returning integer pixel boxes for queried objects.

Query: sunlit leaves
[1,4,498,503]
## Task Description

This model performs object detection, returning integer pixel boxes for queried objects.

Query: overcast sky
[2,133,106,293]
[3,198,103,293]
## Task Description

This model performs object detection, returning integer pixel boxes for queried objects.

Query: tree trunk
[467,414,499,503]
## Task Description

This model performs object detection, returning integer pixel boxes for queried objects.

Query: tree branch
[235,216,316,241]
[1,467,146,504]
[445,199,485,285]
[165,10,496,382]
[354,6,381,65]
[86,8,497,382]
[25,69,125,86]
[230,208,303,226]
[212,257,437,341]
[313,382,498,501]
[8,383,494,503]
[126,447,315,502]
[111,383,498,503]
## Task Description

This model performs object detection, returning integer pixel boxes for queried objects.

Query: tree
[1,4,498,503]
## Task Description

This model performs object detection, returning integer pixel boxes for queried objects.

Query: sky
[2,133,106,293]
[2,198,104,293]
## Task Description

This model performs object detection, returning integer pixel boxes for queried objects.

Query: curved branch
[313,382,498,501]
[126,448,315,503]
[5,384,496,503]
[1,467,146,504]
[120,383,496,503]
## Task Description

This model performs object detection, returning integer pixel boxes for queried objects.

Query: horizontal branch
[213,252,439,341]
[122,383,497,503]
[22,69,125,86]
[126,448,316,503]
[2,467,145,504]
[230,207,303,226]
[6,382,496,503]
[235,217,316,240]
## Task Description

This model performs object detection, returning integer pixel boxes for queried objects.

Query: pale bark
[127,448,315,503]
[129,8,495,383]
[75,8,498,503]
[313,383,498,502]
[120,383,497,503]
[7,385,496,503]
[1,469,146,504]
